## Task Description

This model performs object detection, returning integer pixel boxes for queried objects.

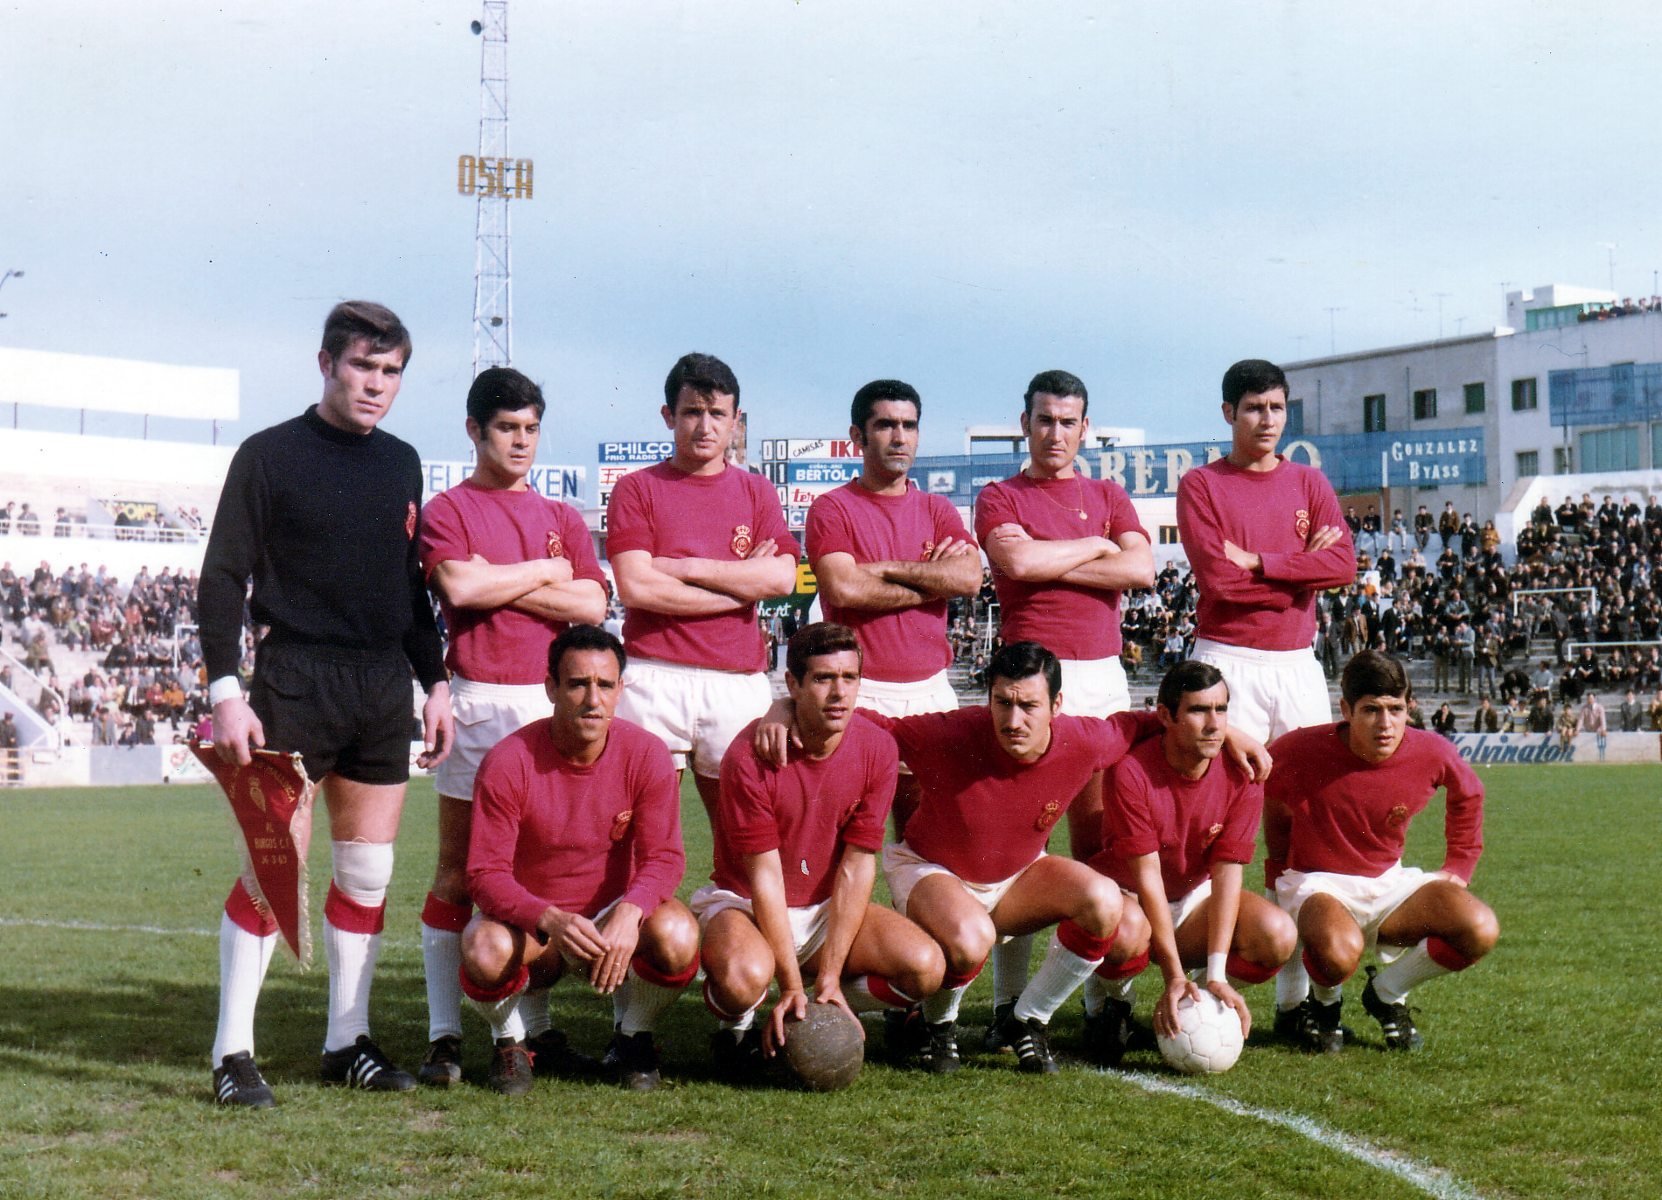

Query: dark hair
[1340,650,1411,706]
[1023,370,1088,417]
[1221,359,1287,411]
[785,621,862,681]
[467,366,545,427]
[986,640,1062,701]
[547,624,626,681]
[851,380,921,433]
[1156,659,1227,717]
[321,300,411,365]
[664,352,740,412]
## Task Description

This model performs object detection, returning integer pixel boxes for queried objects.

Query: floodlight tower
[465,1,519,374]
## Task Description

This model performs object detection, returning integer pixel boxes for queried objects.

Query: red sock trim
[421,892,471,933]
[942,958,986,991]
[864,974,915,1009]
[1226,951,1277,985]
[1095,948,1149,981]
[631,953,697,990]
[224,880,278,937]
[1426,936,1474,972]
[325,883,385,935]
[1302,947,1347,989]
[459,962,528,1004]
[1057,918,1116,962]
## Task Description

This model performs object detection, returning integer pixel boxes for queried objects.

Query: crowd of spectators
[0,498,208,543]
[1578,295,1662,322]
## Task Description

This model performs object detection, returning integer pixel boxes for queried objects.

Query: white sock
[922,983,969,1025]
[1276,942,1311,1011]
[467,983,528,1042]
[1311,981,1343,1005]
[991,934,1034,1006]
[518,985,553,1039]
[421,924,463,1042]
[1013,932,1101,1025]
[1370,940,1455,1004]
[211,914,276,1063]
[615,966,685,1036]
[323,841,393,1053]
[1082,972,1135,1018]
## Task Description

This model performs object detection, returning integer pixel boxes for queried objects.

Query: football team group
[201,301,1498,1107]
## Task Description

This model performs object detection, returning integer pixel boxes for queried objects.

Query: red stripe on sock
[1426,936,1474,972]
[421,892,471,933]
[942,959,986,991]
[458,962,528,1004]
[1302,947,1346,989]
[1226,951,1277,985]
[1095,949,1148,981]
[1057,918,1116,962]
[865,975,915,1009]
[325,883,385,935]
[224,880,278,937]
[631,953,697,989]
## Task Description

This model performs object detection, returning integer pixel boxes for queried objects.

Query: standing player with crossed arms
[1176,357,1356,1039]
[415,367,608,1087]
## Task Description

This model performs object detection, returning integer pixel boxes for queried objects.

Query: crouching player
[696,623,945,1078]
[458,626,699,1093]
[1265,650,1498,1052]
[1082,660,1295,1064]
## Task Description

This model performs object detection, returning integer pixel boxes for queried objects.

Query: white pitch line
[1103,1068,1486,1200]
[0,915,426,950]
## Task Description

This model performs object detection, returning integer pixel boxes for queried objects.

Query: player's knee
[643,902,701,970]
[460,918,517,984]
[1073,878,1122,937]
[704,952,771,1010]
[892,938,946,998]
[1459,901,1500,959]
[1106,904,1150,963]
[1249,907,1298,966]
[332,839,394,901]
[941,919,995,973]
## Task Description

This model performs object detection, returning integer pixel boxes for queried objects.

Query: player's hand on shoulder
[1206,979,1252,1038]
[211,696,264,767]
[753,697,801,768]
[1224,727,1273,782]
[764,987,810,1057]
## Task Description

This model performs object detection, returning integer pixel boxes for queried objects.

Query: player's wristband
[1205,953,1228,985]
[208,676,244,706]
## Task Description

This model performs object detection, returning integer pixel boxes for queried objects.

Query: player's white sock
[1276,941,1311,1011]
[1370,937,1470,1004]
[463,968,529,1041]
[1081,972,1135,1018]
[991,933,1034,1007]
[922,983,969,1025]
[843,974,917,1013]
[420,893,470,1042]
[518,985,553,1039]
[1013,922,1113,1025]
[211,892,278,1063]
[323,841,393,1053]
[1311,982,1343,1005]
[615,956,696,1036]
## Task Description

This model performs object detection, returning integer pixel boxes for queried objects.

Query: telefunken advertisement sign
[423,461,585,504]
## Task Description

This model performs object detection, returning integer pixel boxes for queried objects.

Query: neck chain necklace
[1027,470,1088,520]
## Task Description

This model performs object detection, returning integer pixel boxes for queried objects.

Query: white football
[1156,991,1245,1074]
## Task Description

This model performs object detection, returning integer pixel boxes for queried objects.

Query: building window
[1464,382,1486,414]
[1412,388,1438,420]
[1554,445,1574,475]
[1515,450,1539,478]
[1652,422,1662,469]
[1285,399,1304,437]
[1363,394,1387,433]
[1158,525,1181,545]
[1512,377,1538,411]
[1579,427,1640,473]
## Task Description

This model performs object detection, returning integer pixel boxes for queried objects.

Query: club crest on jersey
[731,525,753,557]
[1035,799,1062,833]
[547,530,565,558]
[1294,508,1311,540]
[405,501,418,540]
[1202,822,1223,849]
[1386,804,1410,828]
[609,810,634,843]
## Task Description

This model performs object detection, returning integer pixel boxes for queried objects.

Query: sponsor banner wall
[759,438,859,461]
[422,460,585,504]
[1450,731,1657,765]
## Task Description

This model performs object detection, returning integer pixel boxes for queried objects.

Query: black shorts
[250,642,415,786]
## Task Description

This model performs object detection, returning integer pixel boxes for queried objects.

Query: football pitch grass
[1,766,1657,1199]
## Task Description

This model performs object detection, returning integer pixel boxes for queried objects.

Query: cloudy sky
[4,1,1661,468]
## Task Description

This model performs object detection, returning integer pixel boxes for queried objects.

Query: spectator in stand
[1555,701,1578,751]
[0,503,12,535]
[1618,688,1642,733]
[1579,693,1608,762]
[1389,508,1409,553]
[1529,661,1555,699]
[1554,495,1578,532]
[16,505,39,536]
[1527,694,1554,734]
[1504,695,1528,733]
[1430,701,1458,739]
[1471,695,1501,733]
[1437,502,1459,551]
[1414,505,1434,550]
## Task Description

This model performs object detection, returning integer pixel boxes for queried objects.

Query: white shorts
[688,884,831,962]
[1190,638,1331,744]
[856,670,959,775]
[882,840,1037,921]
[1168,877,1213,932]
[434,675,551,801]
[616,656,773,777]
[1275,862,1434,959]
[1057,656,1131,719]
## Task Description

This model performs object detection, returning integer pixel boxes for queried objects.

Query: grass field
[2,765,1658,1200]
